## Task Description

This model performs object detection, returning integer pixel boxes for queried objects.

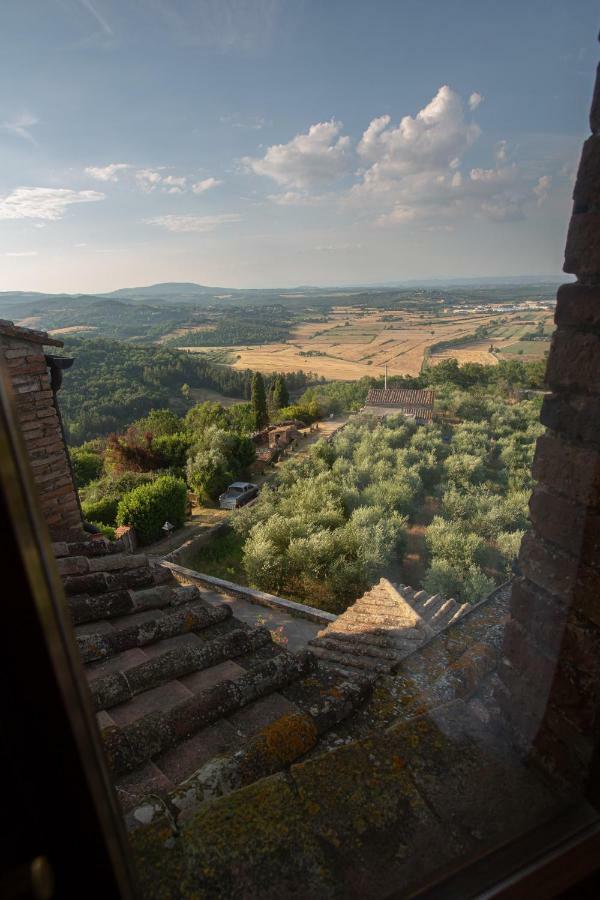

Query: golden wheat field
[180,307,553,380]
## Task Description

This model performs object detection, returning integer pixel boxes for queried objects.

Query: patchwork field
[179,305,554,379]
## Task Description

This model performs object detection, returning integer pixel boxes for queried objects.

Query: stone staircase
[309,577,470,675]
[53,536,372,811]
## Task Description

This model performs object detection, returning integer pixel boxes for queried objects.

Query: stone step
[77,601,233,663]
[102,650,316,777]
[69,584,198,626]
[91,627,272,710]
[311,635,401,662]
[308,644,391,674]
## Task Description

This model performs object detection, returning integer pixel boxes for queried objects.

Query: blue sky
[0,0,597,292]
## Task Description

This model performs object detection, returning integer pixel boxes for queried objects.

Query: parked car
[218,481,259,510]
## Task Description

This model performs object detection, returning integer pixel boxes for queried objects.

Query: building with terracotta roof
[362,388,435,423]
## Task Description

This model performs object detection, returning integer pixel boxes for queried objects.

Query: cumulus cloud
[244,120,351,190]
[0,187,104,221]
[356,85,480,180]
[136,168,163,192]
[162,175,187,194]
[346,85,549,227]
[144,213,241,233]
[192,177,222,194]
[85,162,132,181]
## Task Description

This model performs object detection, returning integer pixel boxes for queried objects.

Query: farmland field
[179,305,554,379]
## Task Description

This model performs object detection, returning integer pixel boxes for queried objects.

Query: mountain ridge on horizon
[0,274,567,303]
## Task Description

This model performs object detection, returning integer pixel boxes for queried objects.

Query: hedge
[116,475,187,545]
[82,495,120,526]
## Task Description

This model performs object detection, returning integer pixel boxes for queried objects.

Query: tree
[251,372,269,430]
[271,374,289,412]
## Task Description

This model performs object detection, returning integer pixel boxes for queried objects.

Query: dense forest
[59,337,315,443]
[165,306,293,347]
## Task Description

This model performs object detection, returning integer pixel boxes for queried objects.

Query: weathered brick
[541,392,600,446]
[15,381,40,394]
[2,346,39,359]
[519,532,600,626]
[502,617,557,685]
[509,577,569,656]
[572,135,600,211]
[532,433,600,506]
[529,485,600,561]
[554,281,600,328]
[546,327,600,393]
[564,212,600,276]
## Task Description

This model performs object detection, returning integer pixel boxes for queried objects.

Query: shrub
[70,447,103,487]
[153,432,190,470]
[116,475,187,545]
[82,495,120,526]
[88,521,116,541]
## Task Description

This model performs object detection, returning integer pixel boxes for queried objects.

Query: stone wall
[497,59,600,790]
[0,320,83,536]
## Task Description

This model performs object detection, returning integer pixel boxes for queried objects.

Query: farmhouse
[361,387,435,423]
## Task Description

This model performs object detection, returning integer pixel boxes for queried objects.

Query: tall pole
[384,364,388,391]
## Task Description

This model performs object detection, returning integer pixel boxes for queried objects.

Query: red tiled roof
[364,388,435,420]
[0,318,63,347]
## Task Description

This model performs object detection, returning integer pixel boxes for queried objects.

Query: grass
[500,340,551,359]
[180,529,248,584]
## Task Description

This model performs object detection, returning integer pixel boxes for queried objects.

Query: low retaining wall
[161,560,337,626]
[161,521,231,564]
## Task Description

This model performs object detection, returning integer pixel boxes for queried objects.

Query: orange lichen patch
[448,641,497,694]
[257,712,318,765]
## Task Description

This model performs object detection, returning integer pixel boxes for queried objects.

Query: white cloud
[244,120,351,190]
[144,213,241,233]
[267,191,324,206]
[0,187,104,221]
[1,112,38,145]
[162,175,187,194]
[533,175,552,205]
[136,168,163,192]
[356,85,480,178]
[347,86,548,227]
[4,250,38,257]
[192,177,222,194]
[85,162,131,181]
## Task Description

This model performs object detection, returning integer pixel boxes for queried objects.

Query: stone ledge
[161,560,337,626]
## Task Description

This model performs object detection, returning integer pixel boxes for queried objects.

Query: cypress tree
[251,372,269,430]
[272,374,289,410]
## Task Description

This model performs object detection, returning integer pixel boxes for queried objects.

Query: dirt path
[399,496,439,588]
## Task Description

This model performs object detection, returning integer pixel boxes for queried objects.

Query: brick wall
[497,59,600,789]
[0,320,83,536]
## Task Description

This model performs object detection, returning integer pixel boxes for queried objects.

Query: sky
[0,0,598,293]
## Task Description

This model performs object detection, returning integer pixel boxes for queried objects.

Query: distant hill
[99,282,230,302]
